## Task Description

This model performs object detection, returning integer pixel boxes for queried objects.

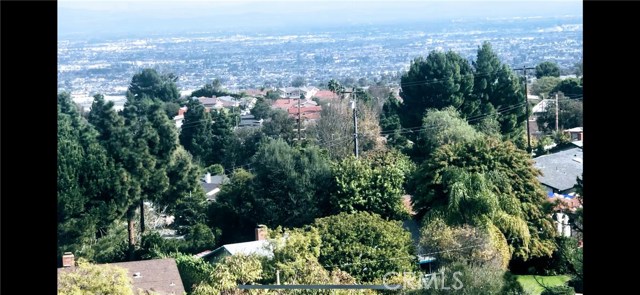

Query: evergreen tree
[470,42,526,141]
[128,68,180,102]
[535,61,561,78]
[179,99,214,165]
[399,51,474,138]
[210,109,235,166]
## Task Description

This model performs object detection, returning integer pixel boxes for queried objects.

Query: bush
[206,164,224,175]
[501,272,527,295]
[541,285,575,295]
[409,262,505,295]
[568,277,583,293]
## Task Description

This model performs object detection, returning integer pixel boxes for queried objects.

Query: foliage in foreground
[314,212,416,283]
[58,259,134,295]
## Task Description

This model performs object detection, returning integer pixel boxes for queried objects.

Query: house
[58,253,186,295]
[217,95,241,109]
[564,127,583,141]
[243,88,268,97]
[547,193,581,238]
[272,98,322,124]
[238,114,263,128]
[533,147,583,195]
[312,90,340,101]
[277,86,319,99]
[201,172,226,201]
[272,98,319,111]
[196,96,223,110]
[197,225,274,264]
[527,99,555,139]
[287,105,323,125]
[173,114,184,129]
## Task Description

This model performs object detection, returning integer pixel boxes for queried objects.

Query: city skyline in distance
[59,0,582,39]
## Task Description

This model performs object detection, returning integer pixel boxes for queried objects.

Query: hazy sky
[58,0,582,39]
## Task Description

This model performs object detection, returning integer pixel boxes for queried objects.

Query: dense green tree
[89,95,151,259]
[191,79,227,98]
[210,109,235,165]
[541,286,575,295]
[410,107,481,163]
[292,76,306,87]
[163,101,181,118]
[261,226,366,295]
[535,61,561,79]
[251,139,332,227]
[174,253,217,294]
[342,76,357,88]
[121,97,179,236]
[128,68,179,102]
[58,93,131,260]
[265,89,281,100]
[314,212,416,283]
[179,99,214,165]
[410,137,557,261]
[399,51,474,137]
[264,226,325,284]
[379,94,409,150]
[262,109,297,144]
[251,97,272,120]
[574,60,583,77]
[89,91,194,260]
[208,168,258,244]
[222,127,267,171]
[90,221,130,263]
[531,76,562,98]
[536,99,583,133]
[192,254,265,295]
[58,259,135,295]
[163,147,207,213]
[182,223,217,253]
[419,217,510,269]
[411,138,555,260]
[470,42,526,140]
[551,78,583,98]
[329,149,414,220]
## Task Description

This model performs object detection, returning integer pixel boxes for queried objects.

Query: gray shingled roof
[58,258,186,295]
[534,147,583,192]
[110,259,186,295]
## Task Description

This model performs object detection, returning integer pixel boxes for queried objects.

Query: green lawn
[515,275,572,295]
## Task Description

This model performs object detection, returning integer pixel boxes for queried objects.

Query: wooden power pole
[515,66,535,153]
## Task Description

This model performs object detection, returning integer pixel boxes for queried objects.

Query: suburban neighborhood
[57,2,583,294]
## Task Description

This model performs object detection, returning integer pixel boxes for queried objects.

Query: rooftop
[59,258,185,295]
[201,239,274,260]
[533,147,583,192]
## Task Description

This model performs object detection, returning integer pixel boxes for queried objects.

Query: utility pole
[339,88,358,157]
[555,93,559,131]
[297,93,303,142]
[515,66,535,153]
[352,88,359,158]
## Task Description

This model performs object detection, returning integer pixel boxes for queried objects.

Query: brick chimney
[62,252,75,267]
[255,224,268,241]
